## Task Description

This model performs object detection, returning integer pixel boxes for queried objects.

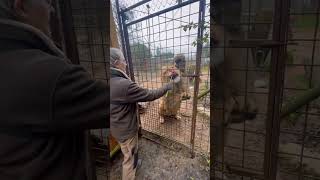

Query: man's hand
[166,76,181,90]
[173,76,181,83]
[166,82,174,90]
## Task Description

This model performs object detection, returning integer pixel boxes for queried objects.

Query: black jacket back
[0,20,108,180]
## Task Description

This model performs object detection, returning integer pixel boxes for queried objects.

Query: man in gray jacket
[110,48,178,180]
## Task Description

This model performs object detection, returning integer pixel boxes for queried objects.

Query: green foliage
[160,51,174,59]
[155,47,174,59]
[181,21,210,46]
[202,43,210,58]
[294,15,317,29]
[286,112,302,127]
[130,42,152,60]
[201,64,209,74]
[156,47,161,56]
[198,88,210,100]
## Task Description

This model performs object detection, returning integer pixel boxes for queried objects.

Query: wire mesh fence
[114,0,210,155]
[212,0,273,178]
[111,0,123,49]
[278,0,320,179]
[212,0,320,179]
[68,0,109,178]
[51,0,320,179]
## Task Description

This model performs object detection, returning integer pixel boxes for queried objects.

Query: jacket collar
[110,67,131,80]
[0,18,65,58]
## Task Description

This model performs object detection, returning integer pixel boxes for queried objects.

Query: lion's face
[161,67,181,83]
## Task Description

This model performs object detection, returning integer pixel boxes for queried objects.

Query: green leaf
[183,26,188,32]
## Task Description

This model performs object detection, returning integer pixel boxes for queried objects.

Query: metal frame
[264,0,290,179]
[125,0,200,26]
[190,0,206,157]
[276,1,320,180]
[115,0,209,156]
[212,0,320,179]
[56,0,80,64]
[120,0,152,14]
[53,0,109,179]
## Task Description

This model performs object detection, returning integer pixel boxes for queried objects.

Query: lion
[159,55,189,124]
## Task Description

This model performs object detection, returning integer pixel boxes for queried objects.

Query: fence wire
[212,0,320,179]
[69,0,109,178]
[114,0,210,155]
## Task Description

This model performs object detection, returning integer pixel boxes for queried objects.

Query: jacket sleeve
[52,65,108,131]
[125,81,170,103]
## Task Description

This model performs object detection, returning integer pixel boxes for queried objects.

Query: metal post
[57,0,80,64]
[147,4,152,81]
[264,0,290,179]
[115,0,130,74]
[122,23,136,81]
[50,0,65,51]
[190,0,206,158]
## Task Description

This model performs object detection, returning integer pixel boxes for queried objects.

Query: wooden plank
[109,6,120,157]
[110,8,119,48]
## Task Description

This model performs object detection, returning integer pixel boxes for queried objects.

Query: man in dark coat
[0,0,108,180]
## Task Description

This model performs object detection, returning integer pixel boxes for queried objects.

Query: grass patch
[293,15,318,29]
[201,65,209,74]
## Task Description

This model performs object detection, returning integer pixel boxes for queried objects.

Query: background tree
[155,47,174,59]
[130,42,152,60]
[202,42,210,58]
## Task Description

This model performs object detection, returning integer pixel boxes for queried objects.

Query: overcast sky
[112,0,210,59]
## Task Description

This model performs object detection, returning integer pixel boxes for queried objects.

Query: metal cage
[114,0,210,156]
[51,0,109,179]
[212,0,320,179]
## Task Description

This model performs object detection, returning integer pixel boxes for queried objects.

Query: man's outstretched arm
[125,81,173,103]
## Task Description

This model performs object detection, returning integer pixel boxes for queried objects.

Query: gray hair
[110,48,125,67]
[0,0,16,19]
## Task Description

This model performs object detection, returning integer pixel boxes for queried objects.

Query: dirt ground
[110,137,210,180]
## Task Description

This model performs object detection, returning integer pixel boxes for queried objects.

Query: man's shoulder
[1,49,69,69]
[25,49,69,67]
[110,77,134,101]
[0,49,75,87]
[110,76,133,88]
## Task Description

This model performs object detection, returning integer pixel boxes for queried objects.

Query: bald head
[0,0,53,36]
[110,48,127,72]
[110,48,125,65]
